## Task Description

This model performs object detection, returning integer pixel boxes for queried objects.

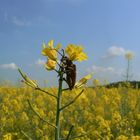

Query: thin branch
[35,87,58,99]
[51,48,63,57]
[69,133,87,139]
[55,60,62,68]
[59,129,94,140]
[66,125,74,140]
[62,49,65,56]
[54,68,59,73]
[62,88,70,92]
[69,129,94,139]
[21,80,36,89]
[20,130,32,140]
[27,99,57,129]
[60,89,84,111]
[62,78,70,88]
[18,68,57,99]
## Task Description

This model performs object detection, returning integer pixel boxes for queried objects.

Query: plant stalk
[55,73,63,140]
[126,59,130,81]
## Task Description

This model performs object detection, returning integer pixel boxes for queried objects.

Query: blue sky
[0,0,140,86]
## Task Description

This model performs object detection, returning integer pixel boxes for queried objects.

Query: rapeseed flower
[42,40,61,60]
[45,59,56,70]
[3,133,12,140]
[125,51,133,60]
[65,44,88,62]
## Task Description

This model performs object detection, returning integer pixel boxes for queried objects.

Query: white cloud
[35,59,46,66]
[87,65,115,73]
[87,65,125,82]
[102,46,127,59]
[2,12,31,26]
[12,16,31,27]
[0,63,18,70]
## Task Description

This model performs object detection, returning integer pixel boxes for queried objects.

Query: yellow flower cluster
[65,44,88,62]
[41,40,60,70]
[41,40,88,71]
[0,85,140,139]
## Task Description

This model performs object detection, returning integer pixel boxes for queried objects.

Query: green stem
[60,89,84,111]
[66,125,74,140]
[55,74,63,140]
[20,130,32,140]
[27,99,56,129]
[36,87,58,99]
[126,59,130,81]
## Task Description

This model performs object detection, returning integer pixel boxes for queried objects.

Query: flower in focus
[45,59,56,70]
[75,74,92,88]
[65,44,88,62]
[125,51,133,60]
[42,40,61,60]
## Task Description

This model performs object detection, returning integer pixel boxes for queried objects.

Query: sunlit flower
[45,59,56,70]
[65,44,88,62]
[3,133,12,140]
[74,74,92,88]
[125,51,133,60]
[42,40,61,60]
[116,135,128,140]
[20,112,29,122]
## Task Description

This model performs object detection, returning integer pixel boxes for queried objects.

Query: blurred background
[0,0,140,86]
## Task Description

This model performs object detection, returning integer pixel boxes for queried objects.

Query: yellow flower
[74,74,92,88]
[48,39,53,48]
[20,112,29,122]
[3,133,12,140]
[125,51,133,60]
[116,135,128,140]
[42,40,61,60]
[65,44,88,62]
[45,59,56,70]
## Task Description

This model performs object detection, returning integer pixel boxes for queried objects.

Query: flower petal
[48,39,54,48]
[65,44,87,62]
[42,48,57,60]
[45,59,56,70]
[56,43,61,50]
[41,40,59,60]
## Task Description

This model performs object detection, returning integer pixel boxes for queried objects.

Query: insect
[61,56,76,90]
